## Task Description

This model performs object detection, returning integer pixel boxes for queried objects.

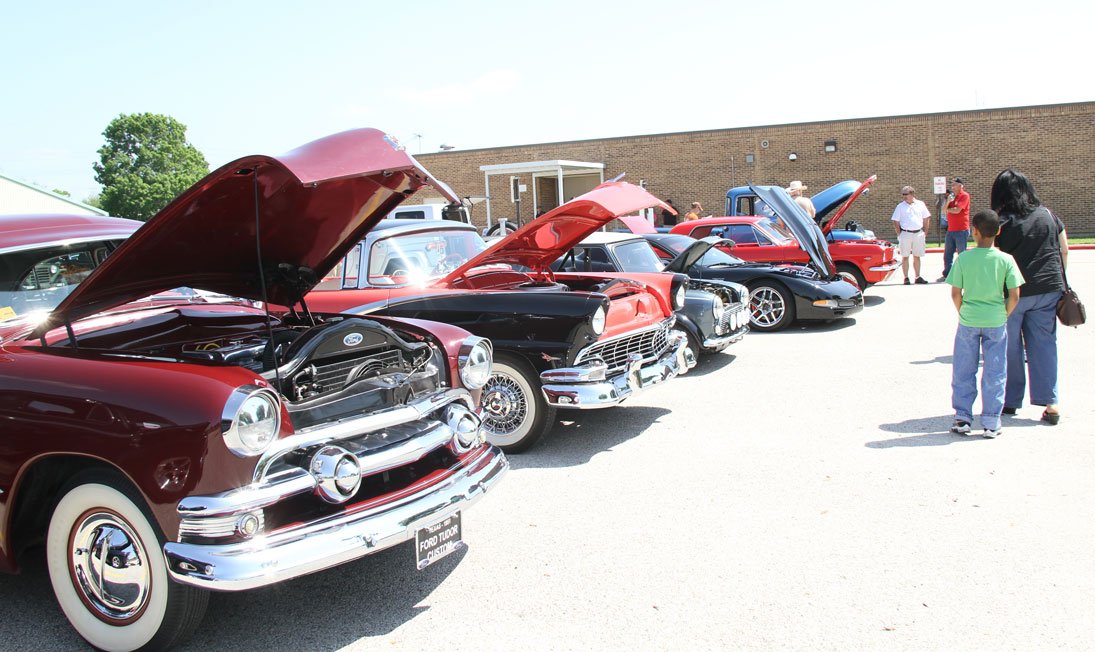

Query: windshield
[0,239,122,324]
[652,235,745,266]
[367,229,489,285]
[695,246,745,266]
[611,240,664,272]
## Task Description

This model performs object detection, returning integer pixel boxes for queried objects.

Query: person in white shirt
[891,185,932,284]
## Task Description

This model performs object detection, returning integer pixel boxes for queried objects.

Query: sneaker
[903,278,911,285]
[951,420,972,435]
[983,427,1002,438]
[915,277,928,284]
[936,275,947,282]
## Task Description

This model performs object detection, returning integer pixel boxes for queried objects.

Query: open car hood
[42,129,456,333]
[813,175,876,234]
[750,183,837,277]
[442,181,671,281]
[662,236,734,273]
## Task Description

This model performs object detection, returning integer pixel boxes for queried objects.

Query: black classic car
[307,182,693,453]
[550,231,750,357]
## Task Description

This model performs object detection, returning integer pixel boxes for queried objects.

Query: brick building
[412,102,1095,237]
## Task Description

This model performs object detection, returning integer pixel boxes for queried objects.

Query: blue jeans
[942,229,969,276]
[1005,292,1061,409]
[952,324,1008,430]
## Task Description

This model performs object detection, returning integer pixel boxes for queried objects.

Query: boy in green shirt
[946,209,1024,438]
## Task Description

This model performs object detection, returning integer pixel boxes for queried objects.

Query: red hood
[821,175,876,234]
[442,182,670,282]
[41,129,456,334]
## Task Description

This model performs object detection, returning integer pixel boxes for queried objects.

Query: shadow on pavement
[510,405,672,470]
[687,352,736,377]
[748,318,857,335]
[191,544,467,650]
[864,295,886,307]
[866,432,983,448]
[869,413,1050,447]
[6,542,469,651]
[910,354,953,365]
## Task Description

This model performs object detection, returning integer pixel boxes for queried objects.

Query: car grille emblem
[343,333,364,347]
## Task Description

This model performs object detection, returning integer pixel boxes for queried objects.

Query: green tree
[93,113,209,221]
[52,188,71,197]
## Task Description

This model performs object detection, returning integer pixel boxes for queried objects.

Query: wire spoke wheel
[479,358,555,452]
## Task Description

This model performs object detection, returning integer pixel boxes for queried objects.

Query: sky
[2,0,1091,202]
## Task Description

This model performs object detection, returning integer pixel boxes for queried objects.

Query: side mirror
[442,204,470,224]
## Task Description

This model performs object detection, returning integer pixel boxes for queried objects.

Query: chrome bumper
[539,329,691,409]
[704,324,748,349]
[164,445,508,591]
[869,260,901,272]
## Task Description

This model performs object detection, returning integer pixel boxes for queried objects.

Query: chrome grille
[314,349,403,391]
[719,303,747,334]
[575,322,671,374]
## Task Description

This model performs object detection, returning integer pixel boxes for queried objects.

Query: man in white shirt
[891,185,932,285]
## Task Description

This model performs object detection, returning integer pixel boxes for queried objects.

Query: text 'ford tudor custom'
[0,129,506,651]
[306,182,694,452]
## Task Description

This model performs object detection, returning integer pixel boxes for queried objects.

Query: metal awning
[479,160,605,228]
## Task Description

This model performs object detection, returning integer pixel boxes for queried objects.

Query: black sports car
[644,233,863,332]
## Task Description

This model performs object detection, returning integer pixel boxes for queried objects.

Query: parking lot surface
[5,252,1093,651]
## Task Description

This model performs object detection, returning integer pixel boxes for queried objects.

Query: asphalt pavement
[5,251,1093,651]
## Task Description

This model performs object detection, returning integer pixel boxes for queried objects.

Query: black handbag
[1057,286,1086,326]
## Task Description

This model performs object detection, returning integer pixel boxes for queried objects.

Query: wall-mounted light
[824,140,837,153]
[788,153,798,161]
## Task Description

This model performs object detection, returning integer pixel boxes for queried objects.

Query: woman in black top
[991,169,1068,424]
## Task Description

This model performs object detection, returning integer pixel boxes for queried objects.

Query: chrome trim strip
[177,470,316,517]
[181,419,466,519]
[868,260,901,272]
[251,388,474,482]
[165,445,508,591]
[0,233,134,255]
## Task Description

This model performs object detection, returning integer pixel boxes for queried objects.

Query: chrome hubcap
[70,511,150,622]
[481,373,528,435]
[750,288,786,327]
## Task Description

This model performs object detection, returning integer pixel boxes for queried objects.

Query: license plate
[415,511,463,569]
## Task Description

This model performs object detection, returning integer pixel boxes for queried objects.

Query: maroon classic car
[0,130,507,651]
[306,182,694,453]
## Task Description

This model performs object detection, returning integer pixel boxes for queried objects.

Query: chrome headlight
[711,295,726,320]
[591,304,606,335]
[458,337,493,389]
[222,385,281,457]
[672,281,687,311]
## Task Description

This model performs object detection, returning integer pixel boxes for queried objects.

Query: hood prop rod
[252,170,284,395]
[63,319,78,350]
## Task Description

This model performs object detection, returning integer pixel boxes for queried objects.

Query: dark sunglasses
[901,192,912,196]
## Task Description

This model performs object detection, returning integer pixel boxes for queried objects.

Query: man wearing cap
[787,180,816,219]
[939,177,971,281]
[892,185,931,284]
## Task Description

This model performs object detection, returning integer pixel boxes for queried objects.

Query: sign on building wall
[933,176,947,194]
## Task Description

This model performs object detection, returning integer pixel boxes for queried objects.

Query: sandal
[1041,408,1060,425]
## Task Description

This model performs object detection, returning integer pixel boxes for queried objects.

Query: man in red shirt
[939,177,971,281]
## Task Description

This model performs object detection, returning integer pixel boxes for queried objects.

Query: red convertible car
[670,176,899,288]
[306,182,693,453]
[0,129,507,651]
